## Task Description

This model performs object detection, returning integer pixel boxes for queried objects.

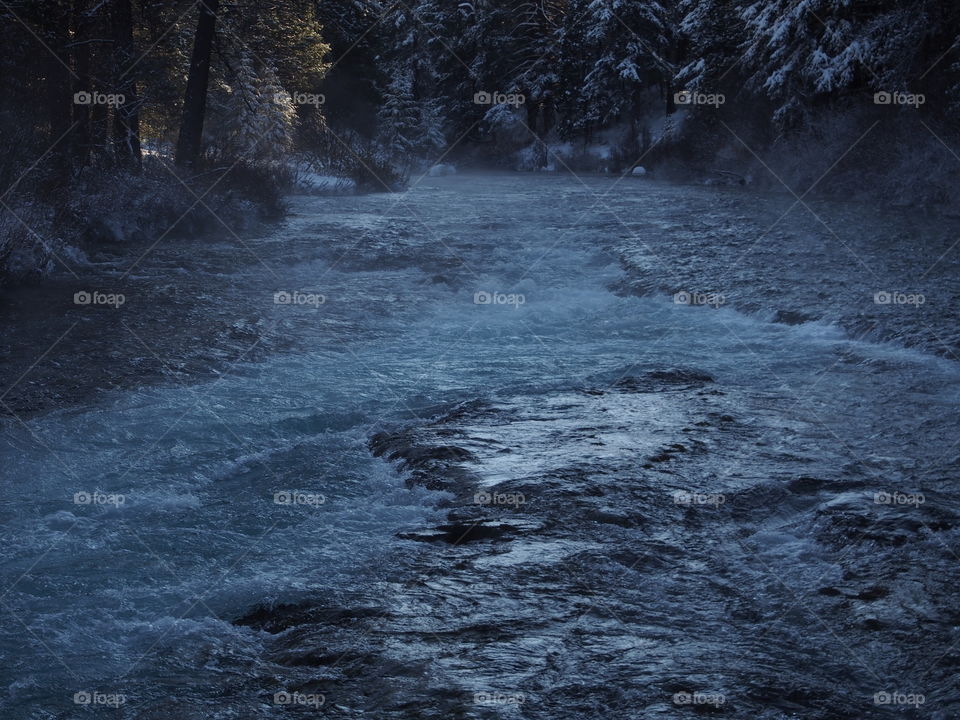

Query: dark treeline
[377,0,959,185]
[1,0,959,276]
[1,0,328,178]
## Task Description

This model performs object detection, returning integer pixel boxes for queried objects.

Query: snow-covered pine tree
[375,1,448,171]
[430,0,519,137]
[674,0,743,95]
[212,53,297,169]
[376,65,445,171]
[573,0,673,128]
[737,0,955,127]
[507,0,567,139]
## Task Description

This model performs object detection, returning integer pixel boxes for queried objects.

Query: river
[1,173,958,718]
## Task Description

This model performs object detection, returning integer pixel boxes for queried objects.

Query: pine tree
[212,53,296,168]
[675,0,743,95]
[739,0,959,126]
[574,0,672,128]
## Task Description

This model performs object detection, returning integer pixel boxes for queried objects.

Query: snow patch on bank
[294,173,357,195]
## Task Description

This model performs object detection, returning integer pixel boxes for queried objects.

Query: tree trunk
[45,5,74,166]
[112,0,141,169]
[542,97,554,136]
[527,97,539,136]
[175,0,219,168]
[72,0,92,165]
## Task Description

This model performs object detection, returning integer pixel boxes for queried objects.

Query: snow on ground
[428,163,456,177]
[295,173,357,195]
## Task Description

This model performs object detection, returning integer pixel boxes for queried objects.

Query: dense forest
[2,0,959,276]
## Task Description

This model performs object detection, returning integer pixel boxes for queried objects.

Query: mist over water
[2,174,959,718]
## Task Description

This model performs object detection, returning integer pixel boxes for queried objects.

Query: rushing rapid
[1,173,958,719]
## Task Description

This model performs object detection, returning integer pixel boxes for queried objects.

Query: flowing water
[1,173,959,719]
